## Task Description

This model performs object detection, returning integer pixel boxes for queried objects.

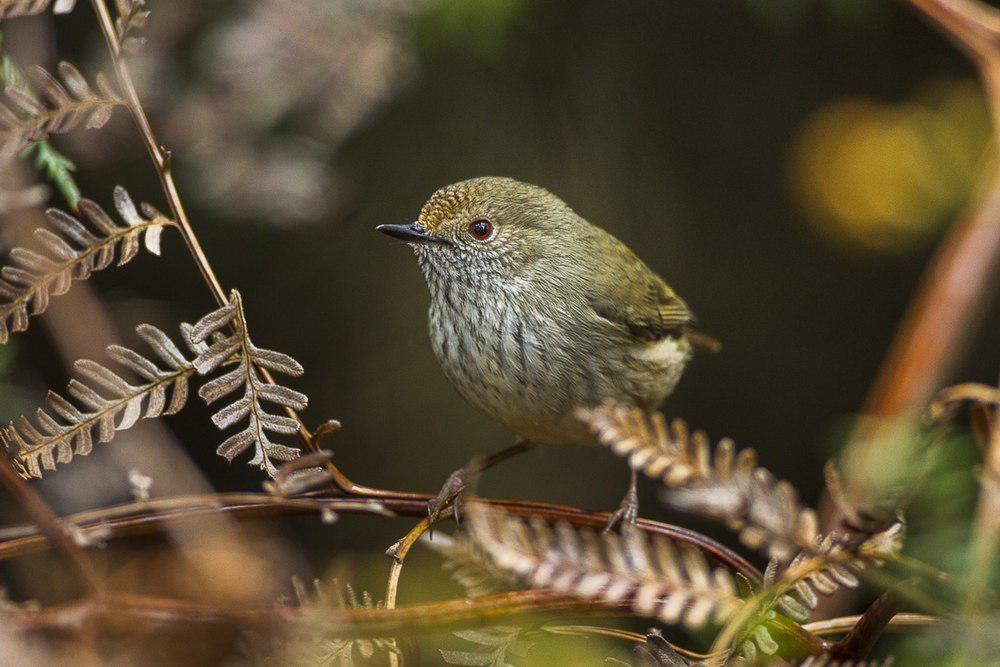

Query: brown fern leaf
[0,186,171,343]
[772,520,904,621]
[422,531,514,597]
[3,323,196,477]
[578,403,819,562]
[114,0,149,50]
[272,576,397,665]
[0,0,47,17]
[0,61,120,156]
[467,503,743,629]
[798,656,895,667]
[187,289,307,478]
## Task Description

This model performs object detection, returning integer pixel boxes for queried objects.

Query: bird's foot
[603,481,639,533]
[427,467,469,525]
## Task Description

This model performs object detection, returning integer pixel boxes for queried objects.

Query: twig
[0,458,103,598]
[803,612,941,637]
[383,515,435,667]
[824,593,898,661]
[1,589,630,637]
[0,491,763,583]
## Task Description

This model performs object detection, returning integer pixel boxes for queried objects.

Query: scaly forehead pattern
[418,182,473,234]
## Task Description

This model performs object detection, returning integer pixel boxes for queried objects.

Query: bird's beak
[376,223,451,246]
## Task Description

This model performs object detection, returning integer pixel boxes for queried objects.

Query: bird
[377,177,716,530]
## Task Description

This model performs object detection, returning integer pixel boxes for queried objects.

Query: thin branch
[824,593,897,661]
[383,515,435,667]
[0,491,763,583]
[803,612,941,637]
[0,457,103,598]
[2,590,631,637]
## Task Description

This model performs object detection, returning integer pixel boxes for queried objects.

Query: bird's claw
[427,467,468,525]
[603,485,639,533]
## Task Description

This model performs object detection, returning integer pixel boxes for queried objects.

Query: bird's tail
[684,326,721,353]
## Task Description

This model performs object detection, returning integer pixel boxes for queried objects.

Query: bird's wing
[587,261,693,342]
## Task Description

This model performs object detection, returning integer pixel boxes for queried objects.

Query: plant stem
[86,0,327,466]
[0,458,103,599]
[803,612,941,637]
[384,514,435,667]
[824,593,897,661]
[3,589,629,636]
[0,491,763,583]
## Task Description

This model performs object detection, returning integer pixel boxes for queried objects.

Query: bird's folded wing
[589,275,693,342]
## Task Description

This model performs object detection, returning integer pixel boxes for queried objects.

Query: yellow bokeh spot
[790,80,991,252]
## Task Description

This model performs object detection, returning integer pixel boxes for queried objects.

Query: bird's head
[377,177,579,286]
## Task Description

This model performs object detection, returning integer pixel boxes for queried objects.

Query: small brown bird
[378,177,715,529]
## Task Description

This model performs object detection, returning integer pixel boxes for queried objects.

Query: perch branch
[0,491,763,583]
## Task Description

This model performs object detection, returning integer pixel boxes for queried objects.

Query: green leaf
[0,32,81,208]
[21,141,80,208]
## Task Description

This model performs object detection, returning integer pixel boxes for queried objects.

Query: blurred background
[0,0,997,642]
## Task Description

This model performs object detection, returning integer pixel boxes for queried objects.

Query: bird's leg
[427,439,535,524]
[603,467,640,533]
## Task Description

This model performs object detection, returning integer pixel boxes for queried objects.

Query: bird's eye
[468,219,493,240]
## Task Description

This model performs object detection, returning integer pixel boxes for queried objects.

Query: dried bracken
[0,62,120,157]
[578,403,819,562]
[797,656,895,667]
[467,503,743,629]
[441,626,538,666]
[0,186,171,343]
[422,531,514,598]
[2,323,196,477]
[266,577,398,666]
[187,289,307,477]
[113,0,148,50]
[0,0,75,19]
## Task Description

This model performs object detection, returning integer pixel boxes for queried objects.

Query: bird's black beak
[376,223,451,245]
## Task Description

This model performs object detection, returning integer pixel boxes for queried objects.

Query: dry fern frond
[579,404,819,562]
[441,626,538,666]
[773,520,905,621]
[114,0,149,50]
[0,186,171,343]
[273,576,397,666]
[3,323,196,477]
[797,656,895,667]
[467,503,743,629]
[0,0,75,19]
[0,61,120,156]
[187,289,306,477]
[422,531,515,598]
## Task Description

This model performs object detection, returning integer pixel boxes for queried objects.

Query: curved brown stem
[2,590,623,636]
[824,593,898,661]
[0,491,763,583]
